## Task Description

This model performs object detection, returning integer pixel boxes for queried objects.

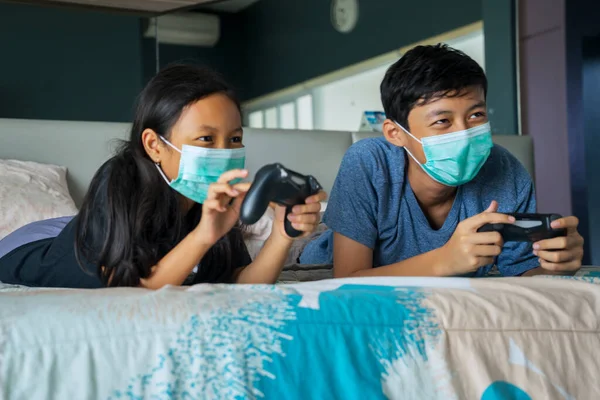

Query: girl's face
[143,93,243,183]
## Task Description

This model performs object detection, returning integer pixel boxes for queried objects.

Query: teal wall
[233,0,518,136]
[141,13,246,93]
[0,0,519,138]
[237,0,482,100]
[482,0,518,135]
[0,2,142,122]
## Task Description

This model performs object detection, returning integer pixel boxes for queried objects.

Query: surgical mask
[155,137,246,204]
[397,121,493,186]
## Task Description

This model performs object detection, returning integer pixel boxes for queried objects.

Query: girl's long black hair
[75,64,248,287]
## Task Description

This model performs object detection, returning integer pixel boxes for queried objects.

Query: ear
[382,119,407,147]
[141,129,163,163]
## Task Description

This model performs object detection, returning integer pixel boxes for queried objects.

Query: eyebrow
[198,125,243,135]
[425,101,487,119]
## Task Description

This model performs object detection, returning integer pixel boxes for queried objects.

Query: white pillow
[0,160,78,240]
[243,202,328,261]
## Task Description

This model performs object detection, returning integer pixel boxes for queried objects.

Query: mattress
[1,271,599,399]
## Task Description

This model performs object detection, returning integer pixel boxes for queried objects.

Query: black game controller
[240,163,323,238]
[478,213,567,242]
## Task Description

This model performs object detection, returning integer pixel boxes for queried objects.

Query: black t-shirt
[0,216,103,288]
[0,159,252,288]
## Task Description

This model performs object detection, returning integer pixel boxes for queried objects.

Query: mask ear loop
[393,121,424,165]
[155,162,172,185]
[154,136,181,185]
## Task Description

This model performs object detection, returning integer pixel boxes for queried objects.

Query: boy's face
[384,85,488,165]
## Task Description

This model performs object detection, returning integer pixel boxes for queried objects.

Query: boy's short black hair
[380,43,487,129]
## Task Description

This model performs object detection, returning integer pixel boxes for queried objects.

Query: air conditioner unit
[143,13,220,47]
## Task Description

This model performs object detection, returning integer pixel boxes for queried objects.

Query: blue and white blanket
[1,272,600,399]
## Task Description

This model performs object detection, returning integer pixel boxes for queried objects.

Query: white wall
[312,31,485,131]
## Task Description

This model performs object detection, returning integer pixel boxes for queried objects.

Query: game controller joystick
[240,163,323,238]
[478,213,567,242]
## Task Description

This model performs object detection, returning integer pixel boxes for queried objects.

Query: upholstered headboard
[0,119,353,206]
[0,118,534,208]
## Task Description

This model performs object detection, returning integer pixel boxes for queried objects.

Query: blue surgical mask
[396,121,493,186]
[155,137,246,204]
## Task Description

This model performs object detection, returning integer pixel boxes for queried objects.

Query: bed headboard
[0,119,353,207]
[0,118,535,208]
[0,119,130,206]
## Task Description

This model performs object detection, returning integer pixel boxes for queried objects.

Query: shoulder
[342,137,406,184]
[468,145,534,210]
[477,145,532,187]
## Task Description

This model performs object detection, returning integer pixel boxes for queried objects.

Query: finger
[464,212,516,231]
[230,191,248,211]
[290,222,318,233]
[217,169,249,184]
[477,256,496,267]
[292,202,322,215]
[288,213,319,225]
[550,216,579,233]
[472,245,503,257]
[539,258,582,272]
[203,199,227,213]
[304,191,328,204]
[533,236,574,251]
[468,232,504,246]
[232,182,251,193]
[484,200,498,213]
[535,249,576,264]
[207,183,239,199]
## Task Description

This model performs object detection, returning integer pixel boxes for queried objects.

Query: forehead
[412,86,486,115]
[179,93,240,124]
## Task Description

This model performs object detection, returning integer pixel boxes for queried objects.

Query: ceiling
[196,0,259,13]
[1,0,224,14]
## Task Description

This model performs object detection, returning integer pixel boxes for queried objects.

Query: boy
[300,44,584,277]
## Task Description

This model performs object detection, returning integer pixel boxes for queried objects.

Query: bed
[1,118,597,399]
[2,272,600,399]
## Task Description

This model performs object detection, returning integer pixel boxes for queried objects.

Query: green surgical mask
[396,121,493,186]
[155,137,246,204]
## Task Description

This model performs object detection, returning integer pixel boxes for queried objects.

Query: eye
[433,118,450,125]
[230,136,243,143]
[197,136,213,142]
[469,111,486,119]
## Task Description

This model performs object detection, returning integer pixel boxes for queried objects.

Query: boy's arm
[333,233,446,277]
[334,204,514,278]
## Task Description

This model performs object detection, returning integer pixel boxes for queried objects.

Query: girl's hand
[194,169,251,246]
[273,191,328,240]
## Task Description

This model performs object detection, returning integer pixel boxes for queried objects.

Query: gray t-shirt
[300,137,538,277]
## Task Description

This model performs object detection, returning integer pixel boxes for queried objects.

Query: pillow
[0,160,78,240]
[243,202,328,262]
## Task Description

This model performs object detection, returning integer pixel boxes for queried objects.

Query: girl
[0,65,326,289]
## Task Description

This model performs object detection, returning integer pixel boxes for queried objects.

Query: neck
[406,159,456,229]
[179,195,195,214]
[407,161,456,206]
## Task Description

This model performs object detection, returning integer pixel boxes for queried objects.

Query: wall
[582,37,600,265]
[518,0,572,217]
[141,12,247,94]
[482,0,518,135]
[238,0,482,101]
[0,2,143,122]
[312,32,486,132]
[565,0,600,265]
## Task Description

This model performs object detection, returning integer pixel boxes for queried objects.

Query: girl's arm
[234,229,293,284]
[140,229,213,289]
[235,192,327,284]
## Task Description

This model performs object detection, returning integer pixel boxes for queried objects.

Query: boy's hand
[533,216,584,272]
[437,201,513,275]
